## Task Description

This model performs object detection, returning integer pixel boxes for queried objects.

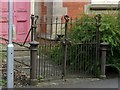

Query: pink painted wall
[0,0,30,43]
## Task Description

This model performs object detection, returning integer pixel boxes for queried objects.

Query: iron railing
[35,14,101,81]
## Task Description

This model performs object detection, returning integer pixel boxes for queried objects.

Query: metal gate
[36,14,101,81]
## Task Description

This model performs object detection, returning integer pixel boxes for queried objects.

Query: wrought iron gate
[36,14,101,81]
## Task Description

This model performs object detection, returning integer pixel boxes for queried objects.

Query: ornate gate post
[29,14,39,85]
[62,15,69,80]
[30,41,39,85]
[100,42,109,79]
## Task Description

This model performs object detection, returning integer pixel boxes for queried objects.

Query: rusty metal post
[100,42,109,79]
[62,15,69,80]
[30,41,39,85]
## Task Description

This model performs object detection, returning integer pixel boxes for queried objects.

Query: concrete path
[37,77,119,88]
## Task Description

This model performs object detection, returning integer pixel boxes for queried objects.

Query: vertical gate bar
[59,20,63,77]
[38,45,40,79]
[50,17,53,44]
[70,17,73,29]
[93,30,96,75]
[89,40,92,76]
[81,43,83,75]
[69,18,72,74]
[83,42,85,75]
[78,44,79,73]
[83,41,85,75]
[49,17,52,77]
[75,44,77,73]
[54,17,57,77]
[86,40,88,75]
[81,43,83,74]
[61,17,63,35]
[39,17,43,77]
[59,19,64,76]
[91,40,93,75]
[84,41,85,75]
[56,18,60,76]
[82,42,84,75]
[42,45,45,79]
[39,16,43,77]
[80,44,82,74]
[71,45,73,74]
[84,41,86,75]
[73,44,75,73]
[55,17,58,39]
[39,17,41,78]
[85,40,87,75]
[68,45,70,74]
[53,45,56,77]
[79,43,81,74]
[77,44,79,73]
[86,41,87,75]
[38,17,42,77]
[88,41,90,76]
[45,17,48,78]
[49,34,52,78]
[57,19,62,77]
[92,40,94,76]
[47,17,49,78]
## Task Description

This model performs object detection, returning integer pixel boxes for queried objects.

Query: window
[91,0,120,4]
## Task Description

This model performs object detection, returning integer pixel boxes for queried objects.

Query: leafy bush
[68,14,120,73]
[68,14,97,43]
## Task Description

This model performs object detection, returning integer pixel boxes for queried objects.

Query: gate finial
[64,15,70,22]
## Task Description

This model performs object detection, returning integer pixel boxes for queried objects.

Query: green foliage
[68,14,120,73]
[0,52,6,62]
[48,44,64,65]
[68,14,120,47]
[68,15,96,43]
[49,14,120,76]
[37,75,44,82]
[100,15,120,47]
[0,79,7,86]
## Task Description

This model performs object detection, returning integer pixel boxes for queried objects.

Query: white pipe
[7,0,14,89]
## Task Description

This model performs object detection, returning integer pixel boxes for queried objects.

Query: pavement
[1,43,120,89]
[36,77,119,88]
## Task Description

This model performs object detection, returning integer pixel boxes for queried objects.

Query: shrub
[68,14,120,73]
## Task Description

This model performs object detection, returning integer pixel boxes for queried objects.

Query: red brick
[63,2,89,18]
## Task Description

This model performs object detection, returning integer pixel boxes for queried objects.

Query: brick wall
[39,1,90,38]
[41,2,47,17]
[63,2,90,18]
[41,1,90,18]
